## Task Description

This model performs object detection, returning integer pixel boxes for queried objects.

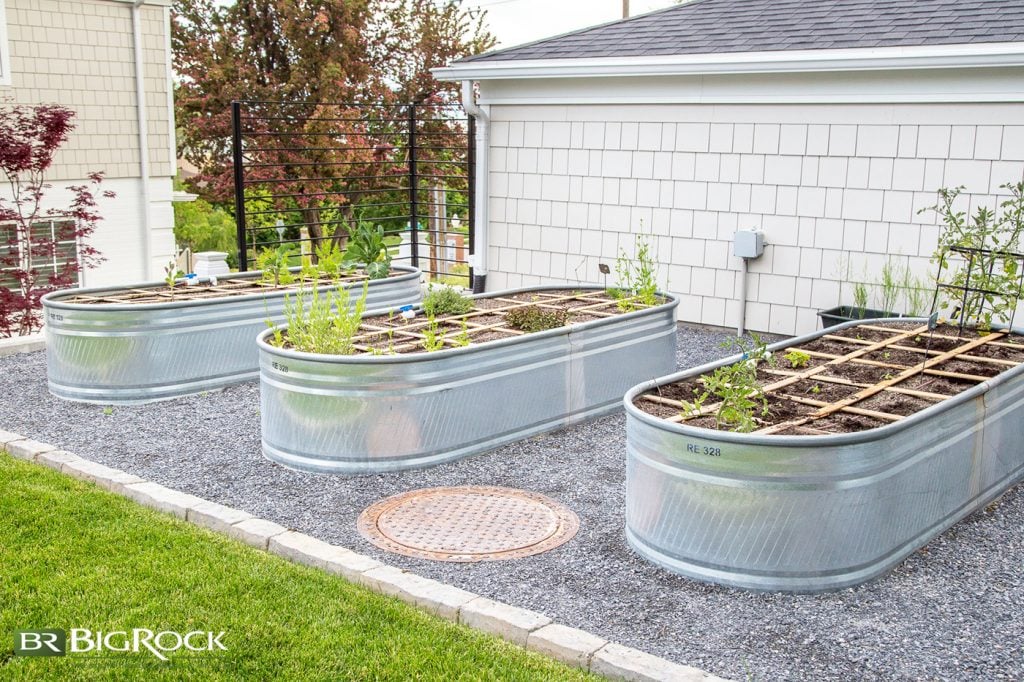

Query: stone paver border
[1,360,728,682]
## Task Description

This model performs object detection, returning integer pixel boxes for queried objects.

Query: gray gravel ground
[2,323,1023,681]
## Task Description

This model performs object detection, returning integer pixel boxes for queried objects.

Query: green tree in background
[172,0,494,257]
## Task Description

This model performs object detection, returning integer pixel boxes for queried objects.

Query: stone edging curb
[2,430,728,682]
[0,333,46,358]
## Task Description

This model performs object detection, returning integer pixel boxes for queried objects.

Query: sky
[469,0,680,49]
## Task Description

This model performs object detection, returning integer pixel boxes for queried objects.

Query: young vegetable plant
[346,218,392,279]
[783,350,811,368]
[923,181,1024,330]
[679,334,774,433]
[164,260,181,290]
[257,244,296,286]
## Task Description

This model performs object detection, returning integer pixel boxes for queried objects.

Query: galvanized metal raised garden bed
[624,318,1024,592]
[258,285,679,474]
[43,266,421,404]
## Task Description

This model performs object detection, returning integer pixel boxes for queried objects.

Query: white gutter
[460,80,489,293]
[132,0,152,278]
[433,41,1024,81]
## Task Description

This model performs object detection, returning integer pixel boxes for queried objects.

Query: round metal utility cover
[357,486,579,562]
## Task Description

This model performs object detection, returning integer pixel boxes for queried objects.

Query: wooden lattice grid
[353,290,658,354]
[636,323,1024,436]
[60,272,371,305]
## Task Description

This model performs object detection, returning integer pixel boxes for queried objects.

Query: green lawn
[0,454,592,681]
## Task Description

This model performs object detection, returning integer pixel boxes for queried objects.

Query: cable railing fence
[231,100,474,287]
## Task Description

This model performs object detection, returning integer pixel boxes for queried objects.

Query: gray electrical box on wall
[733,230,765,259]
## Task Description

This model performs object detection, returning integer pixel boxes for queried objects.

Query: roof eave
[434,42,1024,81]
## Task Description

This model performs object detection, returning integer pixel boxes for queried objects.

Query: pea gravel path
[2,324,1022,681]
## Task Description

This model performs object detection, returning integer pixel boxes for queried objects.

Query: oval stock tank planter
[624,318,1024,592]
[42,266,421,404]
[258,285,679,474]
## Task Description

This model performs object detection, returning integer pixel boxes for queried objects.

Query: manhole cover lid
[357,486,579,562]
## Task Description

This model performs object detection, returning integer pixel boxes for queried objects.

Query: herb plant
[505,305,568,333]
[454,318,471,347]
[423,286,474,317]
[421,316,447,352]
[273,282,368,355]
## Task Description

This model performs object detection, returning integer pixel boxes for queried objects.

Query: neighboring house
[0,0,175,287]
[437,0,1024,335]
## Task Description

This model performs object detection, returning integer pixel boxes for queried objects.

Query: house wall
[0,0,175,285]
[482,99,1024,335]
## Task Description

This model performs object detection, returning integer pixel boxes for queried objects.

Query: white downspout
[460,80,488,293]
[737,257,747,337]
[132,0,152,278]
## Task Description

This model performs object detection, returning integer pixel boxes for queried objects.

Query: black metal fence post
[230,101,249,271]
[408,104,419,268]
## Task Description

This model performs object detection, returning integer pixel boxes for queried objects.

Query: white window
[0,220,83,291]
[0,0,9,87]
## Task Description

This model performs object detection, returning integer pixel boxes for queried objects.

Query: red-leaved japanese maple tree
[0,103,110,337]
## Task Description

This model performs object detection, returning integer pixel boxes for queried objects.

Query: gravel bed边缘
[1,324,1021,681]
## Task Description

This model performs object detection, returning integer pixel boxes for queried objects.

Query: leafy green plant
[505,305,568,333]
[922,181,1024,330]
[346,219,391,279]
[423,286,474,317]
[612,231,660,311]
[680,334,774,433]
[421,316,447,352]
[783,350,810,368]
[256,244,296,286]
[273,282,368,355]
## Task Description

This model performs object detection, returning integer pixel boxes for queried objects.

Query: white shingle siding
[484,103,1024,335]
[0,0,175,284]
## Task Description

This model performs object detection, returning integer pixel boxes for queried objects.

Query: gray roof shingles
[459,0,1024,63]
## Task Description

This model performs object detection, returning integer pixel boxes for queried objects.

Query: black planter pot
[818,306,902,328]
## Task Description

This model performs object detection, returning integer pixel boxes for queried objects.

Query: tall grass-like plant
[275,282,368,355]
[878,260,900,314]
[852,281,869,319]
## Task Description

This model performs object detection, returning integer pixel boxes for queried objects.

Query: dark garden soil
[634,322,1024,436]
[284,289,667,356]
